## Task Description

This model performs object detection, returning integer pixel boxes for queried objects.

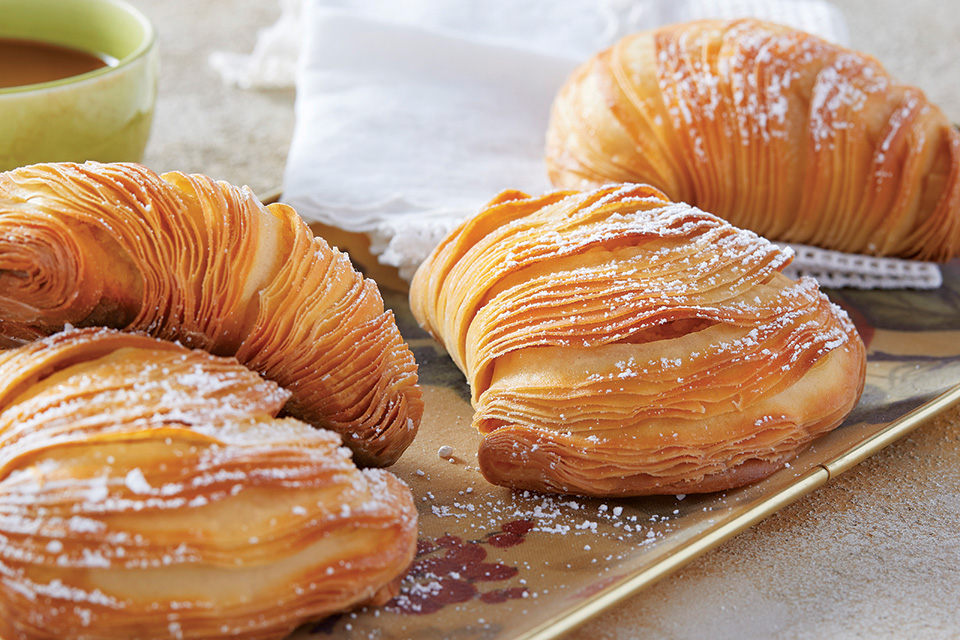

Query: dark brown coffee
[0,37,111,89]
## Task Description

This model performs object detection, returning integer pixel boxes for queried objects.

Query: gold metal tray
[289,258,960,640]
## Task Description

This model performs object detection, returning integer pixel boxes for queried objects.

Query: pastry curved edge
[411,183,867,497]
[545,18,960,261]
[0,327,418,640]
[0,161,423,467]
[476,339,865,496]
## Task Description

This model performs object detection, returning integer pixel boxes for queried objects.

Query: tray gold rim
[515,380,960,640]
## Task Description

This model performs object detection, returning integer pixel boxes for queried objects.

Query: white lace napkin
[209,0,303,89]
[781,244,943,289]
[215,0,942,289]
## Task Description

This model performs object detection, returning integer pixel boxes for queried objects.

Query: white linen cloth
[214,0,942,289]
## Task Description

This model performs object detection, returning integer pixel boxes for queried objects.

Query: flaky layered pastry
[411,184,866,496]
[0,162,422,466]
[546,19,960,261]
[0,328,418,640]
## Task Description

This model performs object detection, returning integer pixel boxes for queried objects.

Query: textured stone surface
[129,0,292,198]
[128,1,960,638]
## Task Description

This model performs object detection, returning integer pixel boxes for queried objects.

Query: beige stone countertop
[128,1,960,638]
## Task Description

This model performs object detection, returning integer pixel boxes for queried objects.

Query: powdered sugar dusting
[124,468,152,495]
[547,18,960,267]
[809,53,889,151]
[0,327,417,635]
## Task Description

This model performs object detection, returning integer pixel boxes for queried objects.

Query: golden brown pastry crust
[545,19,960,261]
[410,183,866,496]
[0,327,418,640]
[0,162,422,466]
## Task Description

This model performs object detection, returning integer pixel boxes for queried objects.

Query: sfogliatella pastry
[0,328,418,640]
[0,162,422,466]
[546,19,960,261]
[410,184,866,497]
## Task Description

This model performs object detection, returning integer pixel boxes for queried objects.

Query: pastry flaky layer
[410,183,866,497]
[546,19,960,261]
[0,162,423,466]
[0,328,418,640]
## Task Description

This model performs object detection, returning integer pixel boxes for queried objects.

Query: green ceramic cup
[0,0,158,172]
